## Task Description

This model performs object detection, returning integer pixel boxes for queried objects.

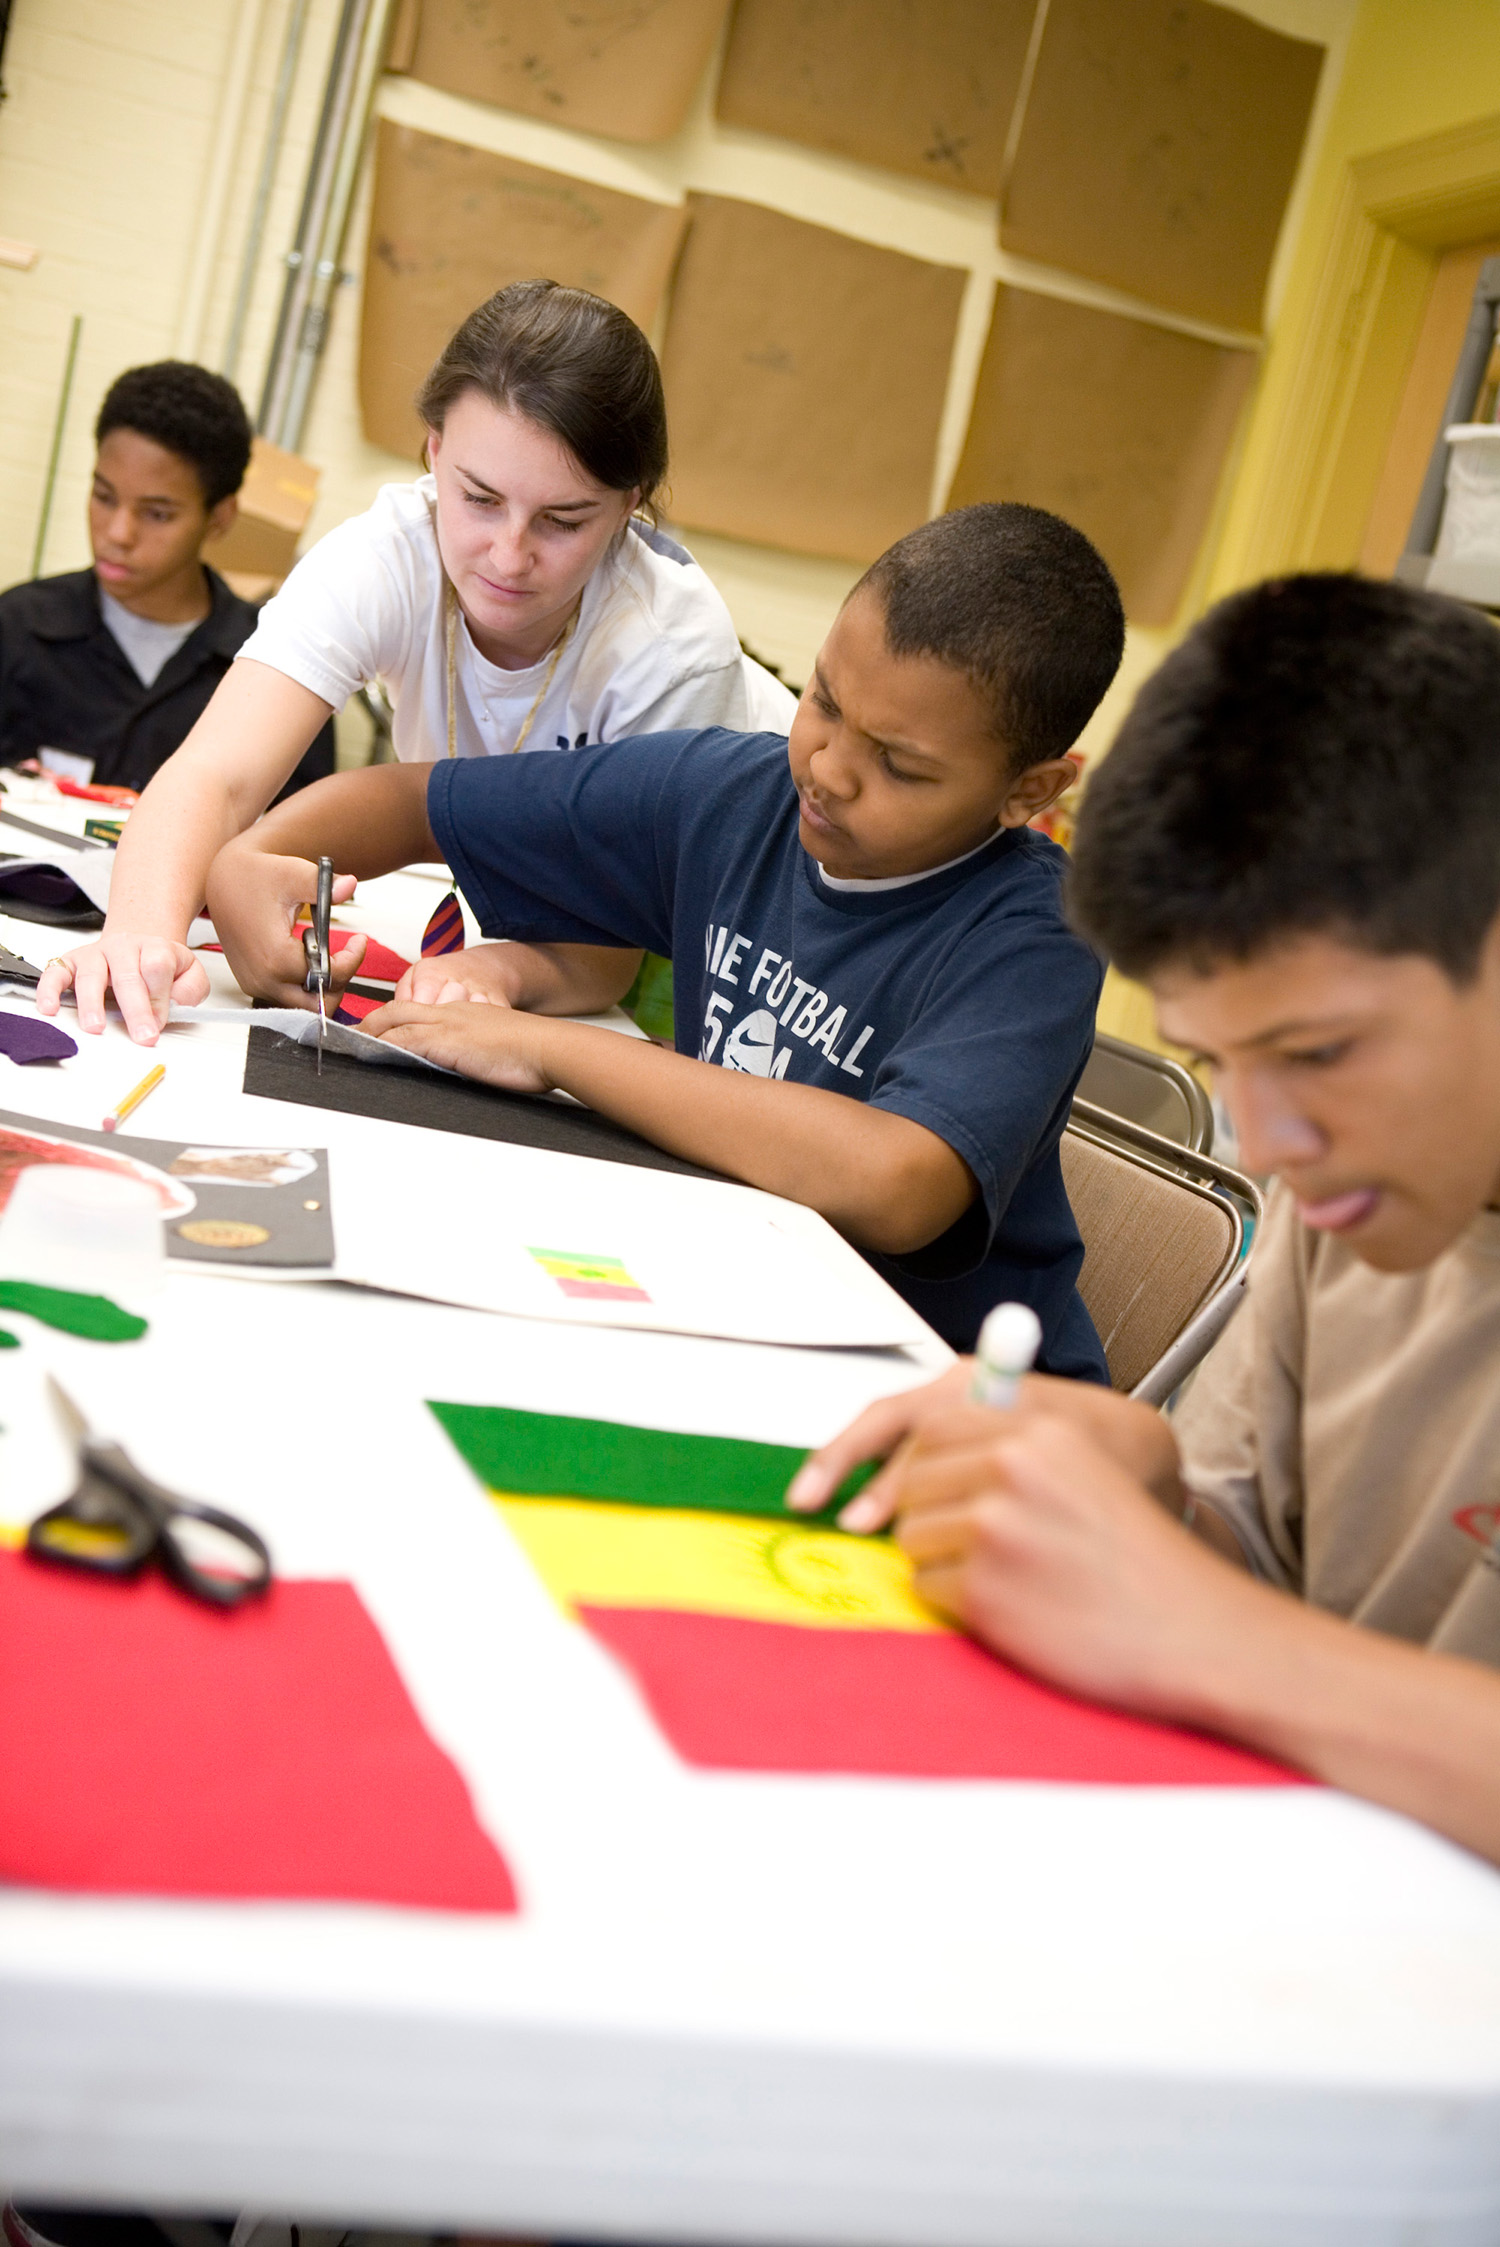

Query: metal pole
[32,314,82,579]
[223,0,312,385]
[257,0,396,450]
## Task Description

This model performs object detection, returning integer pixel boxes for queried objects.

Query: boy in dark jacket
[0,361,332,795]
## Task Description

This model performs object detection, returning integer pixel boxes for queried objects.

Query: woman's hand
[204,845,367,1007]
[362,996,555,1093]
[787,1365,1184,1533]
[394,943,519,1008]
[37,937,211,1043]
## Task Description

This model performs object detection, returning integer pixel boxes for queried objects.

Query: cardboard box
[207,438,321,584]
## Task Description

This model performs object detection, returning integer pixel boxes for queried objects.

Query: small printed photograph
[167,1147,317,1190]
[0,1125,195,1218]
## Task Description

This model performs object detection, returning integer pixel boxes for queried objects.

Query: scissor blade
[45,1372,91,1454]
[316,983,327,1075]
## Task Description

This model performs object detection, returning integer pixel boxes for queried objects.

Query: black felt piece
[0,855,104,928]
[242,1025,724,1181]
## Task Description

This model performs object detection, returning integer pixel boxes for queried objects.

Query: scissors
[27,1376,272,1608]
[0,943,41,988]
[301,853,334,1074]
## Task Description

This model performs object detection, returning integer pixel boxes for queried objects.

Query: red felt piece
[326,930,411,983]
[580,1606,1307,1787]
[195,932,412,984]
[0,1548,517,1909]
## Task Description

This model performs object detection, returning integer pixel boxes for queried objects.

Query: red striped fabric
[421,892,465,958]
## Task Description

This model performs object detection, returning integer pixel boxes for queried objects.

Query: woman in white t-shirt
[42,281,796,1042]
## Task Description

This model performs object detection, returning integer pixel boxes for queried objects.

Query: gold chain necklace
[444,579,579,759]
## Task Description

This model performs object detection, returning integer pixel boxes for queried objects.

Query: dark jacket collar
[28,566,251,659]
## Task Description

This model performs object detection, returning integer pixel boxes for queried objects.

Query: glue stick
[970,1300,1042,1411]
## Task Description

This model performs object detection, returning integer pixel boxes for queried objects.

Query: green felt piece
[427,1400,873,1522]
[0,1329,17,1349]
[0,1282,147,1342]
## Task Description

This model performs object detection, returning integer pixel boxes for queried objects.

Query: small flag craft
[428,1402,1306,1788]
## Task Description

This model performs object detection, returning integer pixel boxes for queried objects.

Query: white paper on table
[159,1006,924,1347]
[227,1006,455,1073]
[323,1128,929,1349]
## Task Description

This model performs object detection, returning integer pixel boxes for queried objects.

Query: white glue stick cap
[975,1300,1043,1379]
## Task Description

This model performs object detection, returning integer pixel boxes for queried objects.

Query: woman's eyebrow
[455,466,600,511]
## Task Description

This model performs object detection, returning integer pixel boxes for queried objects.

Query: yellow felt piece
[493,1493,943,1633]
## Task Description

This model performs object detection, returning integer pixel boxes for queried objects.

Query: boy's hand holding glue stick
[787,1302,1183,1534]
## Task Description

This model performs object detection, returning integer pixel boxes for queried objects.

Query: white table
[0,826,1498,2247]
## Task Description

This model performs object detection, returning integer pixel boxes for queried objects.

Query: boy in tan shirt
[791,573,1500,1866]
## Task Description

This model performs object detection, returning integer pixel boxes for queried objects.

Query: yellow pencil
[102,1062,165,1133]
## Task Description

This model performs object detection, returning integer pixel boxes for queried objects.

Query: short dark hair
[856,502,1125,769]
[95,362,253,510]
[1069,573,1500,984]
[417,279,668,518]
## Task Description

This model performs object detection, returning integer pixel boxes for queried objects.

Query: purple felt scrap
[0,1015,77,1064]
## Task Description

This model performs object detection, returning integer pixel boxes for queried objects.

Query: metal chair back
[1062,1104,1263,1403]
[1075,1032,1214,1152]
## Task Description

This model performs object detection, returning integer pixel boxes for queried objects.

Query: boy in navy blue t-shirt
[207,505,1125,1370]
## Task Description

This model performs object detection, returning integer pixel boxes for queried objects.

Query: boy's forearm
[1180,1582,1500,1863]
[246,762,438,878]
[494,943,645,1015]
[500,1016,971,1250]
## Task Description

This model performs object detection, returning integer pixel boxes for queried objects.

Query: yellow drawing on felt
[492,1494,941,1633]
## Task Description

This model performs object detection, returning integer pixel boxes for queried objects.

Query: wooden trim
[1210,112,1500,589]
[1356,113,1500,247]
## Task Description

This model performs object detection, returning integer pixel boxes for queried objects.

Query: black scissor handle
[27,1451,159,1579]
[27,1440,272,1609]
[155,1495,272,1609]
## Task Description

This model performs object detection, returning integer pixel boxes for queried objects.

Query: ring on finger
[44,956,75,979]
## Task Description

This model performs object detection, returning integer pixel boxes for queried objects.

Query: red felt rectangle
[197,933,412,985]
[327,930,411,984]
[0,1549,517,1909]
[333,990,383,1023]
[580,1606,1306,1787]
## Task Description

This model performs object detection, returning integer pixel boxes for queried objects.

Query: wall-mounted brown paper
[359,121,686,460]
[1003,0,1323,333]
[715,0,1034,199]
[404,0,730,144]
[661,194,964,562]
[948,286,1256,625]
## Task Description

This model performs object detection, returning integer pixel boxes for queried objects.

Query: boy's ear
[202,493,238,548]
[998,755,1079,830]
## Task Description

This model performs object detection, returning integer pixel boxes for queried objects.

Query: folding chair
[1062,1104,1263,1405]
[1075,1031,1215,1152]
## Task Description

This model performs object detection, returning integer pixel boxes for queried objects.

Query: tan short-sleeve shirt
[1172,1186,1500,1665]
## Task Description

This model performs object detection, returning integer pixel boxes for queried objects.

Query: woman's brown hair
[416,279,668,519]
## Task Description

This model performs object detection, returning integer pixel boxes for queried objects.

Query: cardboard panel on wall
[660,195,965,562]
[359,121,687,460]
[403,0,730,144]
[714,0,1035,199]
[1003,0,1323,333]
[948,286,1256,625]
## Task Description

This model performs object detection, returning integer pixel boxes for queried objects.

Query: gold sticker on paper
[177,1220,271,1251]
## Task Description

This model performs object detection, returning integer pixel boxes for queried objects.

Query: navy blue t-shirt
[430,730,1107,1377]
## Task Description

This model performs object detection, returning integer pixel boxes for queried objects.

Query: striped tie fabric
[421,890,465,958]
